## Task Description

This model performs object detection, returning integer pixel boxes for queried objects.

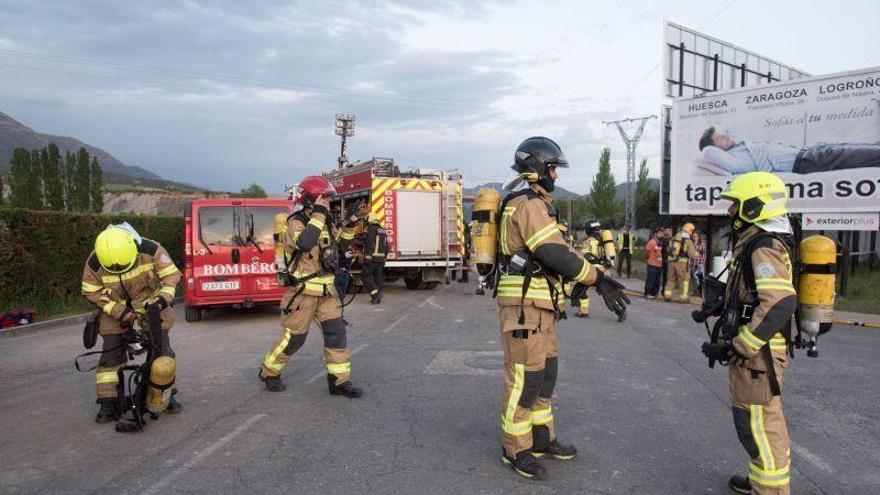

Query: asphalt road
[1,279,878,495]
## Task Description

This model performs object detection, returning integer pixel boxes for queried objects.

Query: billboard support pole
[603,115,657,230]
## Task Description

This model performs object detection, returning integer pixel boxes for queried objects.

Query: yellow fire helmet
[721,171,788,223]
[94,226,138,273]
[682,222,695,234]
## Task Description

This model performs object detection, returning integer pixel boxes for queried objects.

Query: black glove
[594,270,631,316]
[145,297,168,312]
[701,342,733,362]
[570,282,589,303]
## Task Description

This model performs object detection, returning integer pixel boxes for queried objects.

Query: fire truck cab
[183,198,293,321]
[325,158,464,290]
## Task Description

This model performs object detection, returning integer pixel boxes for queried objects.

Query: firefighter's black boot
[327,376,363,398]
[728,475,751,494]
[370,292,382,305]
[259,371,286,392]
[532,425,577,460]
[95,399,119,424]
[165,391,182,414]
[501,449,546,480]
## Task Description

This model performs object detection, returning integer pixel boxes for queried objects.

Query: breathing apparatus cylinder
[146,356,176,413]
[669,234,683,257]
[471,188,501,276]
[273,212,288,284]
[600,229,616,264]
[797,235,837,358]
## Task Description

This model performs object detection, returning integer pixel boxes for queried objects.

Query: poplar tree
[8,148,31,208]
[90,156,103,213]
[73,147,91,212]
[30,149,44,210]
[63,151,76,211]
[585,148,621,226]
[43,143,64,211]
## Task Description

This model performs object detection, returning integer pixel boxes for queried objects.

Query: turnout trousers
[260,289,352,386]
[362,260,385,298]
[730,356,790,494]
[499,305,559,458]
[663,260,690,302]
[95,311,175,400]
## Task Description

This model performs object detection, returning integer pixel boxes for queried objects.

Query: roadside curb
[0,297,185,339]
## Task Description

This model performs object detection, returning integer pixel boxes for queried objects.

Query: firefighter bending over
[700,172,798,495]
[363,212,387,304]
[81,224,182,423]
[495,137,630,480]
[259,175,362,398]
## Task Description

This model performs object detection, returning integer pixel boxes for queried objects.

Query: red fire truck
[182,198,293,321]
[325,158,464,290]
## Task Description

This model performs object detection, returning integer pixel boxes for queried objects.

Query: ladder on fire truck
[442,172,463,282]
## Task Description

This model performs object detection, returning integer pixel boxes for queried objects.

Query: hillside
[0,110,200,191]
[463,182,582,199]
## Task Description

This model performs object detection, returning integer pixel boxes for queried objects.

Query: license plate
[201,280,240,291]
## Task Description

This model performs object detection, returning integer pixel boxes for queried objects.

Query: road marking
[791,441,835,473]
[418,295,444,310]
[140,414,266,495]
[382,314,409,333]
[305,343,369,384]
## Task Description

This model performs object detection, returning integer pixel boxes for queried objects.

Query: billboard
[802,212,879,231]
[669,66,880,215]
[659,21,809,213]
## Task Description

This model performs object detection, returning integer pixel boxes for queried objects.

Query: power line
[0,48,488,111]
[0,61,485,115]
[603,114,656,229]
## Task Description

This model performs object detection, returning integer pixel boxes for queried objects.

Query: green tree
[30,149,44,209]
[239,182,268,198]
[90,156,103,213]
[73,147,91,212]
[63,151,76,211]
[42,144,65,211]
[8,148,31,208]
[585,148,621,227]
[634,157,659,228]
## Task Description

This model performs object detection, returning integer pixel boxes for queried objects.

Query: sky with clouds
[0,0,876,194]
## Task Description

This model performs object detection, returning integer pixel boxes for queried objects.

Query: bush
[0,209,183,318]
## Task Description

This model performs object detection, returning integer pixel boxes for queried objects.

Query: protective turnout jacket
[670,231,697,263]
[285,205,337,297]
[364,222,387,262]
[81,238,180,326]
[727,225,796,397]
[497,187,598,313]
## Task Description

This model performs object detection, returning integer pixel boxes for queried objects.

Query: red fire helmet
[296,175,336,205]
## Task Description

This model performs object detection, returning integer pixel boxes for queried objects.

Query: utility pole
[335,113,356,168]
[603,115,656,230]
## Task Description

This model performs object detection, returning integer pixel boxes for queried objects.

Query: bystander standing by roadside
[644,228,664,298]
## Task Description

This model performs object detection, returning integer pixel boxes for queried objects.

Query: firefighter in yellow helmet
[663,221,697,302]
[363,211,387,304]
[700,172,797,495]
[80,224,182,423]
[259,176,362,398]
[496,137,630,480]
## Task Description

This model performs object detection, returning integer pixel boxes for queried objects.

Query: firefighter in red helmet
[258,175,362,398]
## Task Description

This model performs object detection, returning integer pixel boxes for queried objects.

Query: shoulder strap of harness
[734,231,795,396]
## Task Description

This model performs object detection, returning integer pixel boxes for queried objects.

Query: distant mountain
[0,111,160,179]
[463,182,582,199]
